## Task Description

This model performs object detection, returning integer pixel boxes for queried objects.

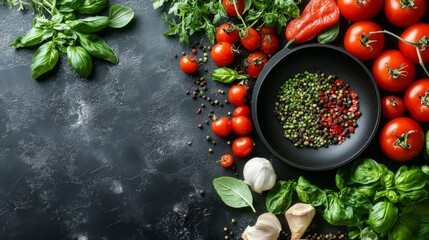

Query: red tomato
[240,28,261,51]
[258,25,276,36]
[179,55,198,74]
[246,52,268,79]
[222,0,245,17]
[379,117,424,161]
[220,154,234,168]
[260,35,279,56]
[381,95,406,119]
[232,137,254,157]
[233,105,251,117]
[385,0,427,27]
[216,23,240,44]
[211,42,236,67]
[398,23,429,64]
[211,117,232,137]
[231,116,253,135]
[372,50,415,92]
[404,78,429,122]
[337,0,383,21]
[228,85,248,106]
[344,21,385,61]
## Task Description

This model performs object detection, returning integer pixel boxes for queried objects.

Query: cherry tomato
[337,0,383,22]
[372,50,415,92]
[211,117,232,137]
[260,35,279,56]
[246,52,268,79]
[222,0,245,17]
[179,55,198,74]
[381,95,406,119]
[404,78,429,122]
[231,116,253,135]
[233,105,251,117]
[228,85,248,106]
[385,0,427,27]
[220,154,234,168]
[240,28,261,51]
[258,25,276,36]
[216,23,240,44]
[344,21,385,61]
[398,23,429,64]
[211,42,236,67]
[379,117,424,161]
[232,137,254,158]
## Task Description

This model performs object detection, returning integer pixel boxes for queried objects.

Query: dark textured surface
[0,1,428,240]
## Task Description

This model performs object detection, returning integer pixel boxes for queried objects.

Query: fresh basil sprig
[213,176,256,212]
[211,67,247,84]
[266,180,295,215]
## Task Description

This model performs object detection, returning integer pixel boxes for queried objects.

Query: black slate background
[0,1,428,239]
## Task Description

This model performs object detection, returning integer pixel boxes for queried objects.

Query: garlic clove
[242,213,282,240]
[285,203,315,240]
[243,157,277,193]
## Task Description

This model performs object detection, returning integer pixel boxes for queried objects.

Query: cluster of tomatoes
[338,0,428,162]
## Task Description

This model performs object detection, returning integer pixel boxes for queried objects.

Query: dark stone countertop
[0,1,428,239]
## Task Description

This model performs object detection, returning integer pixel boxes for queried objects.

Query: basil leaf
[398,188,428,205]
[266,180,295,215]
[243,0,252,13]
[360,227,380,240]
[318,23,340,44]
[380,164,395,188]
[425,130,429,160]
[422,165,429,176]
[59,0,83,12]
[356,183,378,200]
[211,68,247,84]
[30,41,59,79]
[417,223,429,240]
[66,46,93,78]
[108,4,134,28]
[153,0,167,9]
[368,201,398,234]
[76,32,118,64]
[279,0,300,19]
[78,0,107,14]
[68,16,109,33]
[11,27,45,48]
[351,158,383,185]
[395,168,426,191]
[323,192,354,226]
[212,176,255,212]
[339,187,372,214]
[387,223,413,240]
[296,176,327,207]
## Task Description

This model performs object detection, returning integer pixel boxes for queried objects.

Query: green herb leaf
[318,22,339,44]
[360,227,380,240]
[387,223,413,240]
[108,4,134,28]
[296,176,327,207]
[78,0,107,14]
[66,46,93,77]
[425,130,429,161]
[153,0,167,9]
[30,41,59,79]
[394,167,426,192]
[417,224,429,240]
[76,32,118,64]
[11,27,45,48]
[67,16,109,33]
[368,201,398,234]
[398,188,428,205]
[351,158,384,185]
[323,192,354,226]
[211,68,247,84]
[266,180,295,215]
[213,176,255,212]
[339,187,372,214]
[59,0,84,12]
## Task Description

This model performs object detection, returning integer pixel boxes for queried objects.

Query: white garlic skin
[285,203,315,240]
[242,212,282,240]
[243,157,277,193]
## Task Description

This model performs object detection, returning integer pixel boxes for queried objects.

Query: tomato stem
[386,63,409,79]
[232,0,248,35]
[393,130,417,149]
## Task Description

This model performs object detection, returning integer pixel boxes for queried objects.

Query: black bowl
[252,44,381,171]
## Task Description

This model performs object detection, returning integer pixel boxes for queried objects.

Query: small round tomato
[211,42,236,67]
[385,0,427,27]
[231,116,253,135]
[404,78,429,122]
[337,0,383,21]
[233,105,251,117]
[260,35,279,56]
[222,0,245,17]
[379,117,424,161]
[372,50,415,92]
[211,117,232,137]
[228,85,248,106]
[220,154,234,168]
[240,27,261,51]
[246,52,268,79]
[399,23,429,64]
[258,25,276,36]
[381,95,406,119]
[344,21,385,61]
[232,137,254,157]
[179,55,198,74]
[216,23,240,44]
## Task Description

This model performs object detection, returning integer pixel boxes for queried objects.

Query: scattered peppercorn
[198,123,203,129]
[208,148,213,153]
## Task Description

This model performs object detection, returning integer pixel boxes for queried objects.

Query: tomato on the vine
[381,95,406,119]
[372,50,415,92]
[258,25,276,36]
[228,85,248,106]
[398,23,429,64]
[246,52,268,79]
[211,42,236,67]
[222,0,245,17]
[344,21,385,61]
[385,0,427,27]
[231,116,253,135]
[337,0,383,22]
[211,117,232,137]
[179,55,198,74]
[260,35,279,56]
[220,154,234,168]
[233,105,251,117]
[379,117,424,161]
[216,23,240,44]
[240,27,261,51]
[232,137,254,157]
[404,78,429,122]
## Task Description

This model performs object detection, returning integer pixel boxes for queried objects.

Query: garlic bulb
[242,212,282,240]
[243,157,277,193]
[285,203,315,240]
